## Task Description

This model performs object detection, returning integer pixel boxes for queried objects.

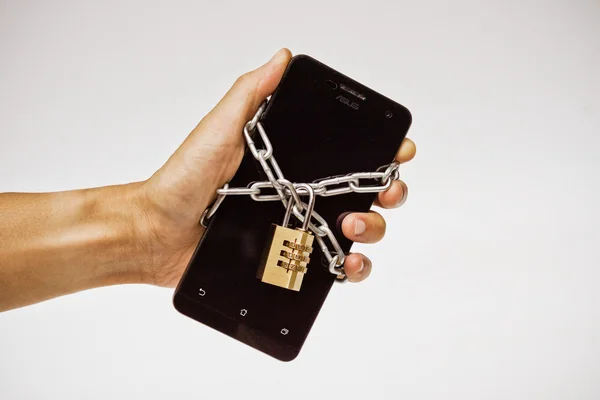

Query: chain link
[200,100,401,282]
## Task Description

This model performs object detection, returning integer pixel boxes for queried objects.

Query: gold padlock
[257,184,316,291]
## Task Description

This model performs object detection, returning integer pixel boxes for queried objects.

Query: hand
[138,48,416,287]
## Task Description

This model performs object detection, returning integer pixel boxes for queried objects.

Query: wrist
[82,182,154,287]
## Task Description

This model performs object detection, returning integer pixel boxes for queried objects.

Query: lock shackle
[280,182,316,231]
[295,183,315,231]
[279,179,303,211]
[282,195,295,227]
[280,180,300,227]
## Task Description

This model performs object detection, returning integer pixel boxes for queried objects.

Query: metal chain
[200,100,400,282]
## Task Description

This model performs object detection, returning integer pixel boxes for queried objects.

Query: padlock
[257,184,316,291]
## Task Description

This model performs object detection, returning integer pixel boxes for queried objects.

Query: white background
[1,1,599,399]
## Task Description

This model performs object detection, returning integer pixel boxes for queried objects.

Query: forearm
[0,183,150,312]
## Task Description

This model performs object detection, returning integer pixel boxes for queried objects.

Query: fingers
[372,137,414,208]
[341,138,415,284]
[374,180,408,208]
[341,211,386,244]
[395,137,416,163]
[343,253,372,283]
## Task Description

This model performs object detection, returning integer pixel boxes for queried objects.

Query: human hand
[137,48,416,287]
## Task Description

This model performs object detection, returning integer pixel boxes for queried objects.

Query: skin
[0,49,416,312]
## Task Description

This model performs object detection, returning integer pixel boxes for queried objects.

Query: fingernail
[354,219,366,236]
[395,181,408,208]
[357,259,365,273]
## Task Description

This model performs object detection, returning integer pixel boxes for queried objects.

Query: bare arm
[0,184,149,311]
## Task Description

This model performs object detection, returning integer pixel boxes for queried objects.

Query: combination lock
[257,184,316,291]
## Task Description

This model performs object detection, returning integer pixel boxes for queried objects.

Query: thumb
[202,48,293,133]
[147,49,292,217]
[157,48,291,183]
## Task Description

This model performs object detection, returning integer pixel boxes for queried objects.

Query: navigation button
[280,328,289,335]
[240,309,248,316]
[198,288,206,296]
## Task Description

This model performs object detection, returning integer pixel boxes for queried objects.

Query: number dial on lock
[257,224,314,291]
[257,184,317,292]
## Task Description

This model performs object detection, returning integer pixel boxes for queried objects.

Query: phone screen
[174,55,412,361]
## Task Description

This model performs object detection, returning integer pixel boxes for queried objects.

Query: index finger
[395,138,416,164]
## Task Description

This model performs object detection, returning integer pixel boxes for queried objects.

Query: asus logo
[336,95,359,110]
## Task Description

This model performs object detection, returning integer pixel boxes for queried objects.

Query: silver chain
[200,100,400,282]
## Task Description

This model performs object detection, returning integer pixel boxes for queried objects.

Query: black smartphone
[173,55,412,361]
